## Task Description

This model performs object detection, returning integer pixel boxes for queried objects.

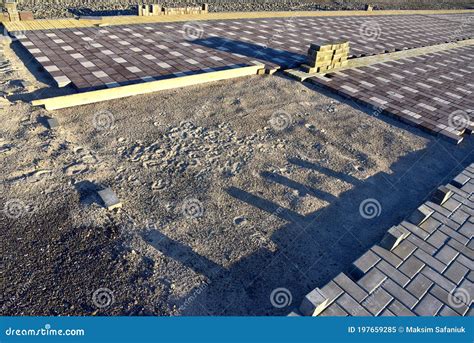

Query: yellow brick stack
[138,3,209,16]
[3,0,19,22]
[301,41,350,74]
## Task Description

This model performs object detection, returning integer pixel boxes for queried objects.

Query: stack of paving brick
[1,0,33,22]
[290,163,474,317]
[138,3,208,16]
[3,0,19,22]
[301,41,350,74]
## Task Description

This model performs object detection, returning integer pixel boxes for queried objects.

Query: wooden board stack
[301,41,350,73]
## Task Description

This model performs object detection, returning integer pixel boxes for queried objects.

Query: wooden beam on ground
[32,64,265,111]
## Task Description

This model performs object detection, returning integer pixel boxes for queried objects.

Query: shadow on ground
[143,135,474,315]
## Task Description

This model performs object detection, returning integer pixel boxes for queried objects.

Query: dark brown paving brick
[15,13,474,92]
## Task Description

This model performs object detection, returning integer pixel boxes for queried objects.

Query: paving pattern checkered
[293,164,474,317]
[308,45,474,143]
[17,13,474,90]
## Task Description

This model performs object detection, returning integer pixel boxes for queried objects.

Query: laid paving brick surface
[293,163,474,317]
[308,45,474,143]
[16,13,474,90]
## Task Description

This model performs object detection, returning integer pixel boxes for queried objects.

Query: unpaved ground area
[1,44,473,316]
[18,0,474,19]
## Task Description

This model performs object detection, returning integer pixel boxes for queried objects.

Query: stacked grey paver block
[292,163,474,316]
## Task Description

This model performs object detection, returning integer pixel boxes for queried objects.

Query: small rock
[233,216,247,225]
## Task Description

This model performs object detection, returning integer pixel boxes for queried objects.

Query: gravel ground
[16,0,474,19]
[1,40,473,316]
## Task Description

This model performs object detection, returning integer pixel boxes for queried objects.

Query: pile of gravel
[16,0,474,19]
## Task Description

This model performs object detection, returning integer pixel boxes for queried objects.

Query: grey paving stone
[467,271,474,283]
[382,278,418,309]
[456,254,474,270]
[336,293,372,316]
[421,266,456,293]
[443,261,469,285]
[429,285,469,316]
[413,293,443,316]
[406,234,437,255]
[432,213,461,232]
[361,287,393,316]
[432,185,453,206]
[419,216,442,234]
[426,230,449,248]
[458,221,473,239]
[375,260,410,287]
[370,245,403,268]
[46,118,59,129]
[441,197,460,211]
[380,226,410,251]
[414,249,447,273]
[399,255,425,278]
[448,186,471,201]
[461,182,474,194]
[97,188,122,210]
[438,224,469,245]
[334,273,368,303]
[450,209,470,225]
[439,305,461,316]
[351,250,380,278]
[447,238,474,260]
[426,201,453,218]
[400,221,430,240]
[406,274,433,299]
[452,173,470,188]
[357,268,387,294]
[407,204,433,226]
[392,240,417,261]
[435,245,459,265]
[319,303,348,316]
[387,299,416,316]
[320,281,344,301]
[379,308,395,316]
[458,279,474,306]
[299,288,329,316]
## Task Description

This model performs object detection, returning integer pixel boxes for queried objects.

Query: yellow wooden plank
[32,64,265,111]
[4,9,474,31]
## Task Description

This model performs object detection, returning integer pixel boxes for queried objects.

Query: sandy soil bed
[1,42,473,316]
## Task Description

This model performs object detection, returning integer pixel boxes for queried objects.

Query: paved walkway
[16,13,474,90]
[293,163,474,316]
[308,45,474,143]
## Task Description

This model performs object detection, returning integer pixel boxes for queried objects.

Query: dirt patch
[1,42,473,315]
